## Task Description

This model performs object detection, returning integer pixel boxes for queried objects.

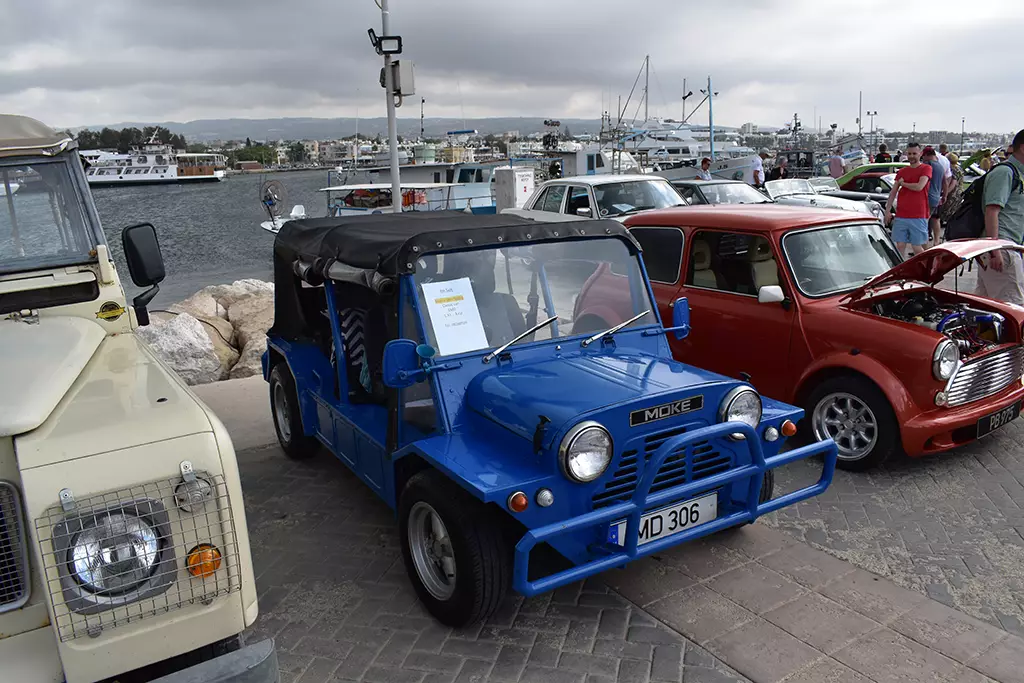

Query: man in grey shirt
[977,129,1024,305]
[922,147,945,244]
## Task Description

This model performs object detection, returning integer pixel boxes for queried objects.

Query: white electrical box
[494,166,535,212]
[379,61,416,97]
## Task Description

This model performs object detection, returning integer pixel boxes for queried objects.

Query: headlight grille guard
[34,467,241,642]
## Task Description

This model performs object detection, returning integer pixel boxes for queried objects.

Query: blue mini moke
[263,211,838,626]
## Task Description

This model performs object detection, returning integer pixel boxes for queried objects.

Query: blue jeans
[891,217,929,245]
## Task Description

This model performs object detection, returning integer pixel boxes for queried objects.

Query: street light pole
[961,117,966,155]
[867,110,877,147]
[379,0,402,213]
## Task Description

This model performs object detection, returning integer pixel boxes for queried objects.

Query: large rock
[228,292,274,349]
[194,315,239,378]
[229,338,265,379]
[136,313,223,385]
[206,279,274,312]
[170,291,227,320]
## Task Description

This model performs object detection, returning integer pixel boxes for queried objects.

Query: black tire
[804,375,899,471]
[269,363,319,459]
[399,470,509,627]
[758,468,775,504]
[572,314,609,335]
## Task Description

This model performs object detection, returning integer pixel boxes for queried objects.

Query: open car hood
[843,239,1024,303]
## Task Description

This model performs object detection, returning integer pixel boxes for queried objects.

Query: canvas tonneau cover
[270,212,638,342]
[273,211,634,277]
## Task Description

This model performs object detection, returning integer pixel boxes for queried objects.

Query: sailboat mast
[708,76,715,161]
[644,55,649,122]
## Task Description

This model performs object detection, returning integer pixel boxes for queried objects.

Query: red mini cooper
[573,205,1024,470]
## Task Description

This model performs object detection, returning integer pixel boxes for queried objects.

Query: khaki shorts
[976,250,1024,307]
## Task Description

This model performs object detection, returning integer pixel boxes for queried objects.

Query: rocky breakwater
[136,279,274,385]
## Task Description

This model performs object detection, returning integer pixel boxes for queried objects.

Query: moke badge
[630,396,704,427]
[96,301,126,321]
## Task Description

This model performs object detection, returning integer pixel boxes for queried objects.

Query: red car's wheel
[806,376,898,471]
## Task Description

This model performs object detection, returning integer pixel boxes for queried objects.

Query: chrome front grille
[591,425,733,509]
[35,470,241,642]
[0,481,30,614]
[946,346,1024,407]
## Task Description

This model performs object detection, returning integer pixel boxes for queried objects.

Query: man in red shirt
[884,142,933,256]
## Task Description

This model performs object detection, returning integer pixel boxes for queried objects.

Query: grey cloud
[1,0,1022,133]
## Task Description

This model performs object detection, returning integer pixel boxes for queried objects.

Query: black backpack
[946,162,1022,240]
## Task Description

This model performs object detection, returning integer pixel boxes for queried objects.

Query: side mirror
[121,223,166,326]
[576,207,592,217]
[758,285,786,304]
[670,297,690,340]
[382,339,425,388]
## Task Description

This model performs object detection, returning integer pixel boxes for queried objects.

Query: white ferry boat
[80,140,226,185]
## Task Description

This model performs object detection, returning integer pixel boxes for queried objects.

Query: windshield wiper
[483,315,558,363]
[581,309,651,347]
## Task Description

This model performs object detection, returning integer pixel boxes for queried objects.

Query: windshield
[783,223,901,297]
[1,157,96,275]
[807,177,839,192]
[412,238,655,357]
[594,180,684,217]
[700,183,770,205]
[765,178,815,199]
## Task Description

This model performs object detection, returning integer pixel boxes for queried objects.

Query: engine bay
[871,291,1008,358]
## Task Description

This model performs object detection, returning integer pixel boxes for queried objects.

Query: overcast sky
[2,0,1021,135]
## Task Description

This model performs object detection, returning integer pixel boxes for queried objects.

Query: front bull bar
[513,422,838,596]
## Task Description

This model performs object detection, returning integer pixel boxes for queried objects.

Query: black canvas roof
[273,211,637,277]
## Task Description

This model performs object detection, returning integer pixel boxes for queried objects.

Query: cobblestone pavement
[768,416,1024,637]
[238,446,749,683]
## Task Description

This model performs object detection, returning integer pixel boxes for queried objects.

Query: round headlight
[933,339,959,381]
[560,422,613,483]
[719,387,762,440]
[71,513,159,595]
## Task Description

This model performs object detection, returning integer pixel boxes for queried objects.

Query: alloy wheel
[812,392,878,462]
[408,501,457,601]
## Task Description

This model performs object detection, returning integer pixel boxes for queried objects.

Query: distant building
[235,160,262,171]
[302,140,320,162]
[740,122,758,135]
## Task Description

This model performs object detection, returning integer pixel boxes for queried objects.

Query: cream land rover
[0,115,277,682]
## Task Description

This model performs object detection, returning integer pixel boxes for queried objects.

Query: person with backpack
[976,129,1024,305]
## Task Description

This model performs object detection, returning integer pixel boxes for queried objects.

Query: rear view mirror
[121,223,166,326]
[758,285,785,304]
[383,339,425,388]
[670,297,690,340]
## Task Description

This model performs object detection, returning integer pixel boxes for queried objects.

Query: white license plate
[608,492,718,547]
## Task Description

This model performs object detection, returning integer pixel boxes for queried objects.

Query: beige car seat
[748,238,779,290]
[691,240,718,289]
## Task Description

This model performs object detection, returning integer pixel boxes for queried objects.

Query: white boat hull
[0,181,19,197]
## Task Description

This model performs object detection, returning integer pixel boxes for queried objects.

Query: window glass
[592,180,684,217]
[412,238,653,357]
[630,227,683,284]
[686,231,778,295]
[596,154,605,168]
[401,287,437,434]
[564,186,590,214]
[700,183,770,205]
[0,158,97,274]
[538,185,566,212]
[587,155,596,172]
[783,223,900,297]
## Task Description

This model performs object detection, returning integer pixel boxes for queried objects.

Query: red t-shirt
[895,164,933,219]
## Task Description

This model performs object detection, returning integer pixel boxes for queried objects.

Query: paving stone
[489,644,530,682]
[441,639,501,661]
[559,651,621,675]
[521,665,586,683]
[650,644,683,682]
[705,563,807,615]
[654,541,749,581]
[645,585,755,643]
[617,658,653,683]
[818,568,928,624]
[763,593,878,654]
[758,543,855,590]
[833,628,963,683]
[706,619,821,683]
[776,657,872,683]
[969,636,1024,683]
[603,561,698,607]
[296,656,343,683]
[891,602,1008,663]
[712,525,796,561]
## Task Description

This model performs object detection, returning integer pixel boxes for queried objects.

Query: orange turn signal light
[186,544,222,578]
[507,491,529,513]
[780,420,798,438]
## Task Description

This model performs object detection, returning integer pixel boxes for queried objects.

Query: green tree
[245,137,252,148]
[186,143,210,153]
[286,142,305,164]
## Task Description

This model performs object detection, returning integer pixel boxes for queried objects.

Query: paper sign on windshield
[421,278,489,356]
